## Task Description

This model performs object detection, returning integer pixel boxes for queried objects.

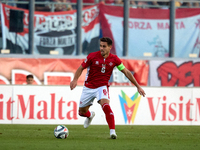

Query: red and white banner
[0,3,100,55]
[100,4,200,57]
[1,86,200,125]
[0,58,148,85]
[149,60,200,87]
[2,3,200,57]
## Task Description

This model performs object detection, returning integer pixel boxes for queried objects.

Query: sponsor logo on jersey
[95,61,99,65]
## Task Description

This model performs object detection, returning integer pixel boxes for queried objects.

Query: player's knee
[99,99,110,106]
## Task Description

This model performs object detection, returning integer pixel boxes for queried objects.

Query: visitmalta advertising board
[0,86,199,125]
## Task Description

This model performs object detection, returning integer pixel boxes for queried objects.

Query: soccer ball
[54,125,69,139]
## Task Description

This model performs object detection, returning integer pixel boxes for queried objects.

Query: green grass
[0,125,200,150]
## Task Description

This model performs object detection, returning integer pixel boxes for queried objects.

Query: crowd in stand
[4,0,200,11]
[11,0,73,11]
[112,0,200,8]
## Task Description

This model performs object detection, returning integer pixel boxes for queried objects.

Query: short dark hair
[100,37,113,46]
[26,74,33,79]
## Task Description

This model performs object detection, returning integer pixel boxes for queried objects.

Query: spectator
[130,0,137,8]
[137,1,148,7]
[181,2,190,7]
[157,1,169,5]
[182,1,200,7]
[142,1,182,8]
[193,1,200,7]
[152,1,169,9]
[132,1,159,8]
[152,1,159,7]
[54,0,73,11]
[71,0,95,7]
[175,1,181,7]
[26,74,34,85]
[35,0,52,11]
[112,0,123,5]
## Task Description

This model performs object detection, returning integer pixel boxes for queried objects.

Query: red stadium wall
[0,58,149,86]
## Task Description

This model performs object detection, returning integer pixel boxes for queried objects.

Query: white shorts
[79,85,110,108]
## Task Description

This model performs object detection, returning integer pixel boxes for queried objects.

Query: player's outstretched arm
[70,65,84,90]
[121,68,146,97]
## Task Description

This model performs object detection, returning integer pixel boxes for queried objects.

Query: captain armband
[117,63,125,71]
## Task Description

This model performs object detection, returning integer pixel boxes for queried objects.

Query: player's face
[100,41,112,58]
[26,78,34,85]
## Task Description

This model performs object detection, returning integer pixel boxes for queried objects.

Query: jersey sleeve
[81,53,92,68]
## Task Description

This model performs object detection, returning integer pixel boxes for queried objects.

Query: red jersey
[81,51,122,88]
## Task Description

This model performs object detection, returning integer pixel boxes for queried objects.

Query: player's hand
[137,87,146,97]
[70,80,77,90]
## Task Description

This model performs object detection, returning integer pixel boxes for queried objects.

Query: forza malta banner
[0,3,100,55]
[100,4,200,57]
[1,86,200,125]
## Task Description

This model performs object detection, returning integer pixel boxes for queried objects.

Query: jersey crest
[109,62,113,66]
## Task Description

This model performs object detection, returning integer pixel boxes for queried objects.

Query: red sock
[79,110,91,118]
[102,103,115,129]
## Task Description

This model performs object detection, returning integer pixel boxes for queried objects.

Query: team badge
[109,62,113,66]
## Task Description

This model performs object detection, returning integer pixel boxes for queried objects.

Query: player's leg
[79,86,96,128]
[99,99,117,139]
[97,86,117,139]
[79,105,95,128]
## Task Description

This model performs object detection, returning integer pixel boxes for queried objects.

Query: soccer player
[70,37,146,139]
[26,74,34,85]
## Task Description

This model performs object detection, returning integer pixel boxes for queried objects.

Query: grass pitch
[0,125,200,150]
